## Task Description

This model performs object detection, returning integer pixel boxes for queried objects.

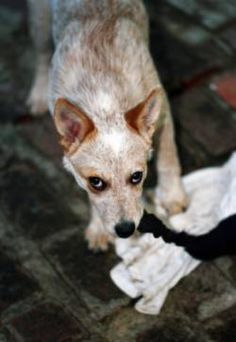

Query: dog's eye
[130,171,143,185]
[89,177,106,191]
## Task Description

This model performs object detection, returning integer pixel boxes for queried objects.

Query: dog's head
[53,89,162,238]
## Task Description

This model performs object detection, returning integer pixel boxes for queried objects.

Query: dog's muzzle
[115,221,135,238]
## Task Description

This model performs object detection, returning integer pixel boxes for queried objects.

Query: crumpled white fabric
[110,152,236,315]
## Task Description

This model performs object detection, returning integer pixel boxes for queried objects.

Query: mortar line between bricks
[1,293,46,324]
[41,246,130,322]
[5,324,25,342]
[213,18,236,35]
[0,212,107,338]
[213,262,236,290]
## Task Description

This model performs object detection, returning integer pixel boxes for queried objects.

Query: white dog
[27,0,188,250]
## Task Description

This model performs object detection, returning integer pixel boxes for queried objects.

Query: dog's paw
[155,182,188,217]
[163,195,188,216]
[27,73,49,116]
[85,227,114,252]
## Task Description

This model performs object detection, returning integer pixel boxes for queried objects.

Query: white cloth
[110,152,236,315]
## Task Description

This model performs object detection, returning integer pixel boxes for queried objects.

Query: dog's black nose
[115,221,135,238]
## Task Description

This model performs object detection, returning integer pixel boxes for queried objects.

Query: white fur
[102,130,125,156]
[95,90,114,113]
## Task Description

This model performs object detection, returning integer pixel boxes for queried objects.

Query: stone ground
[0,0,236,341]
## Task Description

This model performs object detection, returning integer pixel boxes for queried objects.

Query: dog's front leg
[85,205,114,252]
[155,96,188,216]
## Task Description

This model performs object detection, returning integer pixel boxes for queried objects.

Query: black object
[138,211,236,260]
[115,221,135,238]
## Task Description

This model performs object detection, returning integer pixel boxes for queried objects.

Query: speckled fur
[27,0,188,250]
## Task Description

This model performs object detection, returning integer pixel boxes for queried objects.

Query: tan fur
[27,0,188,250]
[125,89,162,141]
[54,98,96,154]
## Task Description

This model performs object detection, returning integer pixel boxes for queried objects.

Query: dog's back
[49,0,160,120]
[51,0,148,44]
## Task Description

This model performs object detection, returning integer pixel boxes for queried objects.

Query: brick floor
[0,327,17,342]
[166,0,236,30]
[221,22,236,51]
[136,318,208,342]
[0,0,236,341]
[172,83,236,172]
[11,303,87,342]
[0,250,38,312]
[204,305,236,342]
[212,73,236,109]
[43,232,129,319]
[0,159,79,241]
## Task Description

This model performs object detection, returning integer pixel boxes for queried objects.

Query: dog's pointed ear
[54,98,95,152]
[125,88,162,139]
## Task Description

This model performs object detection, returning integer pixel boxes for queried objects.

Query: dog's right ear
[125,88,162,140]
[54,98,95,153]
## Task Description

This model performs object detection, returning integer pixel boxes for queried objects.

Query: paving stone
[0,5,33,123]
[214,256,236,286]
[204,305,236,342]
[144,1,233,93]
[147,1,211,46]
[174,129,210,174]
[0,250,38,312]
[211,73,236,109]
[0,1,27,14]
[105,307,157,342]
[173,85,236,163]
[43,232,129,318]
[11,302,87,342]
[149,18,229,92]
[221,22,236,51]
[166,0,236,30]
[136,316,209,342]
[105,306,209,342]
[0,5,22,45]
[163,263,236,321]
[0,159,80,241]
[159,16,209,46]
[0,327,17,342]
[0,146,13,170]
[17,116,63,169]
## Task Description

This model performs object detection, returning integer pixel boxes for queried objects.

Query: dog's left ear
[125,88,162,139]
[54,98,95,153]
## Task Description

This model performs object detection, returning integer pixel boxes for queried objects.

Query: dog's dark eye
[130,171,143,185]
[89,177,106,191]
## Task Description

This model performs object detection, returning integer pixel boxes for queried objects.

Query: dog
[27,0,188,251]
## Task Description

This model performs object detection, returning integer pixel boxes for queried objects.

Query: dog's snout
[115,221,135,238]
